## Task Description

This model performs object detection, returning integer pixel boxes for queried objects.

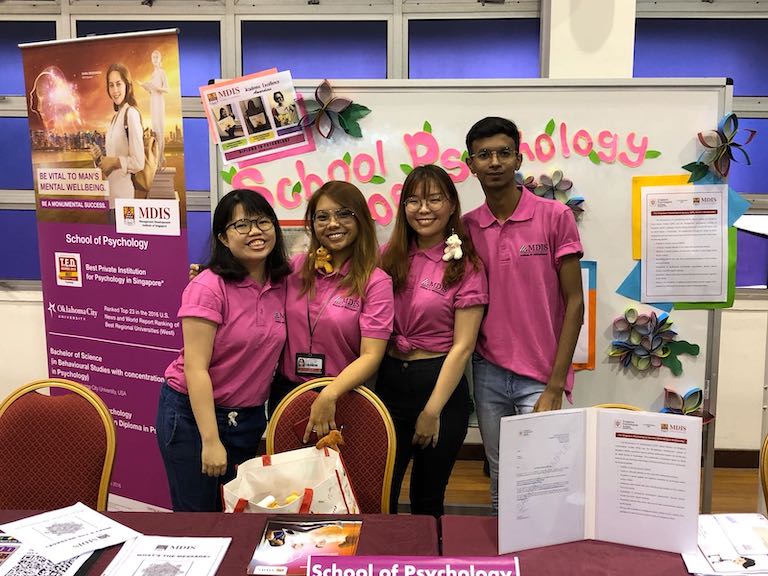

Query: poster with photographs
[200,70,315,166]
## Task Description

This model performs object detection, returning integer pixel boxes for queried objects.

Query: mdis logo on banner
[115,199,180,236]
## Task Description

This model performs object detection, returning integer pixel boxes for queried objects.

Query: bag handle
[233,498,249,513]
[299,488,313,514]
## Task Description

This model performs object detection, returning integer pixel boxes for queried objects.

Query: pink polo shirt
[165,269,286,408]
[392,242,488,354]
[281,254,394,383]
[463,190,583,396]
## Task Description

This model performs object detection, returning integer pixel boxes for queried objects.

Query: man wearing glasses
[463,117,584,513]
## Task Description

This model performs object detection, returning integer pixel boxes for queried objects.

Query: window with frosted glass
[635,18,768,96]
[0,118,34,190]
[242,21,387,79]
[0,21,56,95]
[183,118,210,191]
[0,211,40,280]
[408,19,539,79]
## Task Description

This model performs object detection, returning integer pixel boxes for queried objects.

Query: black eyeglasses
[225,217,275,235]
[469,147,517,163]
[313,208,356,225]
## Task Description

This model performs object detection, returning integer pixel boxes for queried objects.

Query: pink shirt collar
[475,188,536,228]
[233,275,272,290]
[410,239,445,262]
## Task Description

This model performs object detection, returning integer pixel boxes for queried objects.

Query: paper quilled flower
[683,112,757,182]
[608,308,699,375]
[534,169,585,216]
[299,79,371,139]
[515,172,537,193]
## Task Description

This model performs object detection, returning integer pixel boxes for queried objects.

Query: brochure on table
[248,519,362,576]
[498,408,701,554]
[0,542,90,576]
[0,502,140,564]
[103,536,231,576]
[683,514,768,574]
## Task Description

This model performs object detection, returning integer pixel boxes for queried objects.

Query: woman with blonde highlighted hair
[270,181,394,442]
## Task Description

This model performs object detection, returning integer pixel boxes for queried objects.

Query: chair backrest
[266,378,396,513]
[0,378,116,511]
[760,434,768,508]
[593,403,643,411]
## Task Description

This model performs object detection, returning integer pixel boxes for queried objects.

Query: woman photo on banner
[158,189,291,512]
[270,181,394,442]
[378,165,487,517]
[89,63,145,208]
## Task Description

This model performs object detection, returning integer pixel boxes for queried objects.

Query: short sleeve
[359,270,394,340]
[454,261,489,309]
[553,207,583,266]
[178,274,225,324]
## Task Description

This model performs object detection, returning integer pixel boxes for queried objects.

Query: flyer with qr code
[0,543,90,576]
[0,503,140,564]
[200,69,315,167]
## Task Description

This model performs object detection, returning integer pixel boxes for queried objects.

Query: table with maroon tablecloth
[0,511,439,573]
[440,515,690,576]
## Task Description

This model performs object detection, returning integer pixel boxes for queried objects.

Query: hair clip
[443,231,463,261]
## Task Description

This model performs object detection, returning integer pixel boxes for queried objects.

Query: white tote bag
[222,446,359,514]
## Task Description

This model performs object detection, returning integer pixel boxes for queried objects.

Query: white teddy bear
[443,233,463,261]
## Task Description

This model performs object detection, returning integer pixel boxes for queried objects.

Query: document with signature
[499,408,700,554]
[0,502,140,564]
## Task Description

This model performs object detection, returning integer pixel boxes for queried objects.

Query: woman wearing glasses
[378,165,488,517]
[271,181,394,443]
[158,189,291,511]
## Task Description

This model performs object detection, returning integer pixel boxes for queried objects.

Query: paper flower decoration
[683,112,757,182]
[608,308,699,375]
[534,170,585,216]
[299,79,371,139]
[515,172,537,193]
[660,386,714,423]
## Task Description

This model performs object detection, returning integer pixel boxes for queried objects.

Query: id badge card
[296,353,325,377]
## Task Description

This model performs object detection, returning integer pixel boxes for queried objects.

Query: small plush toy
[313,246,334,274]
[443,233,463,261]
[316,430,344,452]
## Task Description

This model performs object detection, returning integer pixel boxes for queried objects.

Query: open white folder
[498,408,701,554]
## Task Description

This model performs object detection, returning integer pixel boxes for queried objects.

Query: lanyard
[306,281,339,353]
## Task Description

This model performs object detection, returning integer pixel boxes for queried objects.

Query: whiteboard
[216,78,729,411]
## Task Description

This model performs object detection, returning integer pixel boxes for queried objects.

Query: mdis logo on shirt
[419,278,447,295]
[519,243,549,257]
[273,311,286,324]
[333,296,361,311]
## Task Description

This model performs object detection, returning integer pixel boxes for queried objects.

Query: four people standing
[163,116,583,515]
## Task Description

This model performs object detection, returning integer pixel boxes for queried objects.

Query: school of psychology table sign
[20,29,189,509]
[307,557,520,576]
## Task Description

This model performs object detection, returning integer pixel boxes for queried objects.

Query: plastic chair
[266,378,396,513]
[0,378,116,511]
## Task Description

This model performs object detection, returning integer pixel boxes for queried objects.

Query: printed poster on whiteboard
[20,29,189,510]
[200,69,315,166]
[641,184,728,303]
